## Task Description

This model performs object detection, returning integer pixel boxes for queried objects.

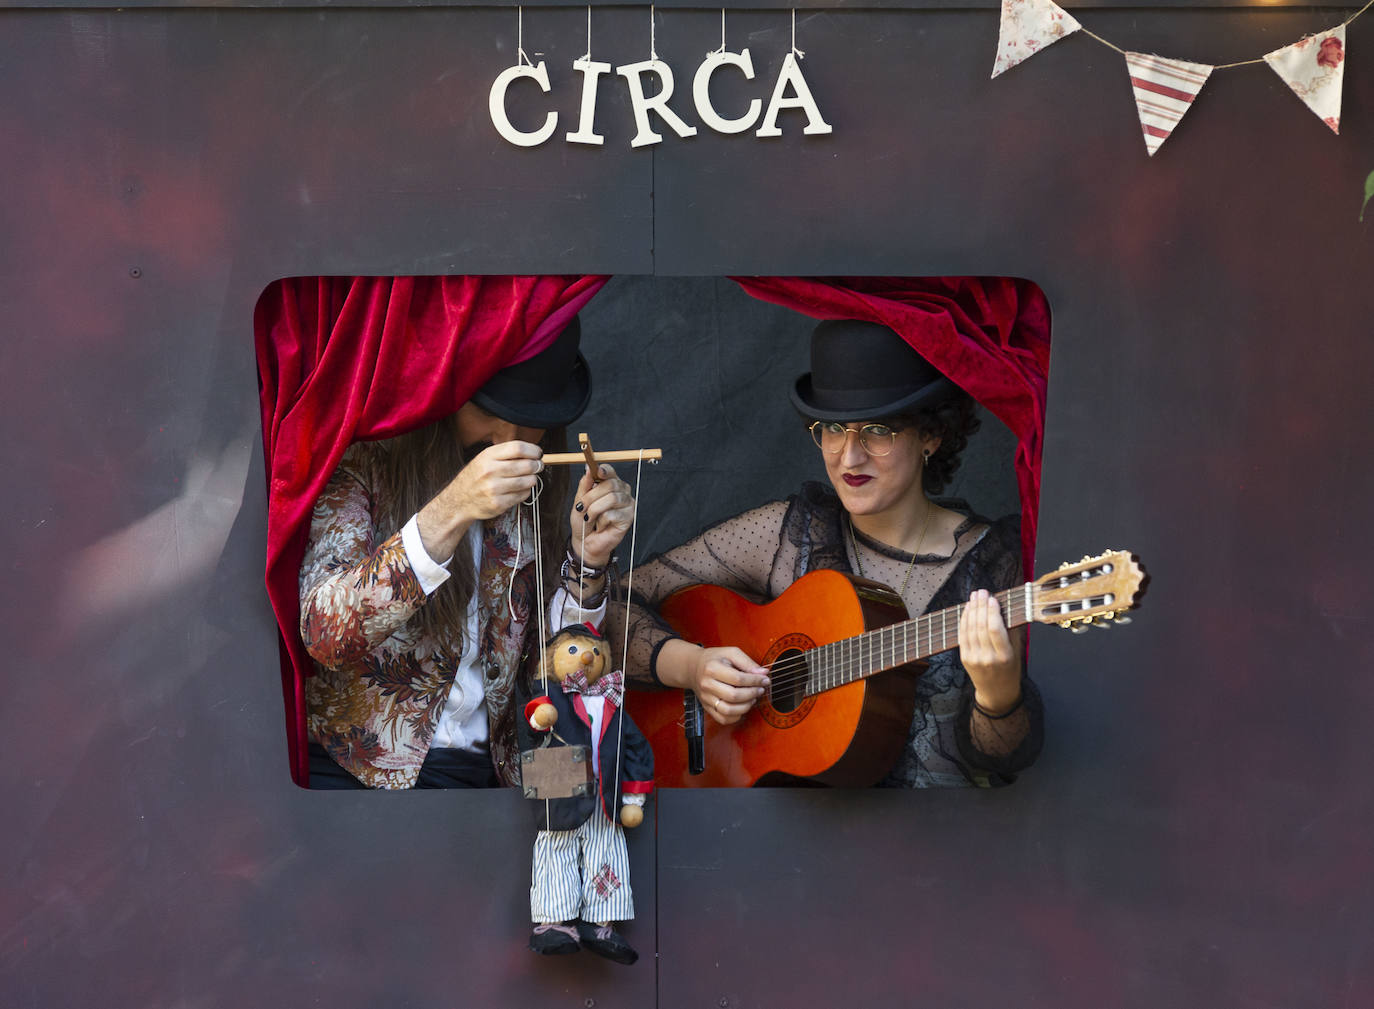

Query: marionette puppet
[520,623,654,965]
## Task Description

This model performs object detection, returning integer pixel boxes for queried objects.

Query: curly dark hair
[890,391,981,495]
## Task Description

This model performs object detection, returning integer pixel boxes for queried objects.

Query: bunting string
[993,0,1372,153]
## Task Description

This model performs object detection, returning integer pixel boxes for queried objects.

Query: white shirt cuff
[401,514,452,595]
[550,585,607,631]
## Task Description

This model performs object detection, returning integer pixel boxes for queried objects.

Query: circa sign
[489,49,833,148]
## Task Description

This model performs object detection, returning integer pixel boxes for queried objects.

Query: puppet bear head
[543,624,608,685]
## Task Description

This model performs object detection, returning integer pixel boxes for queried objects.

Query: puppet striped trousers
[530,812,635,923]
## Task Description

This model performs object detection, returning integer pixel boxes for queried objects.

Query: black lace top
[616,482,1044,787]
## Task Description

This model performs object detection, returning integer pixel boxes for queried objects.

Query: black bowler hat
[470,316,592,428]
[790,318,957,422]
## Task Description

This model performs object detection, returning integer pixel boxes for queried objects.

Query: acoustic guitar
[624,550,1148,787]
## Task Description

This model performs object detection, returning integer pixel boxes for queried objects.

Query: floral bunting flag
[1264,25,1347,135]
[991,0,1082,79]
[1125,52,1214,157]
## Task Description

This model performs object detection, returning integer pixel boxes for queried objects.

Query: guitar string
[715,549,1131,698]
[756,597,1030,689]
[758,577,1122,695]
[763,596,1033,692]
[755,589,1035,696]
[761,617,1028,694]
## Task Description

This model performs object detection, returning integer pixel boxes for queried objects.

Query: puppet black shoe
[576,921,638,965]
[529,921,581,955]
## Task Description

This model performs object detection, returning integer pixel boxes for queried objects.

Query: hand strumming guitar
[654,639,769,726]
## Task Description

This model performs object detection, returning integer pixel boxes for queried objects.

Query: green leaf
[1362,170,1374,223]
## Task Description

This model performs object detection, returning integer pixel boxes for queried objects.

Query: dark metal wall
[4,4,1372,1007]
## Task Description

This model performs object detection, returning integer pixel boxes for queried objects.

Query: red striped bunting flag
[1125,52,1213,156]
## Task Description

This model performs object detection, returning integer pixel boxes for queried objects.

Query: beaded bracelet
[567,583,608,610]
[561,545,612,583]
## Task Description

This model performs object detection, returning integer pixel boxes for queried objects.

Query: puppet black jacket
[518,684,655,831]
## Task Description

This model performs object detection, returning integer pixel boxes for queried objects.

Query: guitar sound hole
[769,648,807,714]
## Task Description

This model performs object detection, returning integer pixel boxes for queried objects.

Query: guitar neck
[804,584,1033,696]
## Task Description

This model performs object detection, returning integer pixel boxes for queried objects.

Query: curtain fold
[254,275,608,785]
[730,276,1051,576]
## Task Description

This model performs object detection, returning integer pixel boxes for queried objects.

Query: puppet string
[533,479,548,692]
[510,476,551,692]
[528,478,555,828]
[612,450,645,802]
[576,510,587,611]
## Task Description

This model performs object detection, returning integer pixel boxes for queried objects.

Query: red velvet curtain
[254,275,608,785]
[731,276,1051,575]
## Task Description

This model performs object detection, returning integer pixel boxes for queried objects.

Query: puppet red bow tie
[562,667,624,706]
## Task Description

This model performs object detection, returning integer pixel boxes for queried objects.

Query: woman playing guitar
[617,316,1043,788]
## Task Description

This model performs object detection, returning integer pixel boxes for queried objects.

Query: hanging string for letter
[713,8,727,56]
[650,4,658,61]
[791,8,805,60]
[517,6,533,68]
[583,4,593,63]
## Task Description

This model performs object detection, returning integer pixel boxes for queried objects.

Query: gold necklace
[848,499,934,597]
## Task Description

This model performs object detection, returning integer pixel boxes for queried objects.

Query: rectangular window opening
[254,273,1051,790]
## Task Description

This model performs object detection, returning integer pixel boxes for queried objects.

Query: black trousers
[308,743,499,789]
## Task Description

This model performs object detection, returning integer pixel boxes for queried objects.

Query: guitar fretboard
[803,584,1034,695]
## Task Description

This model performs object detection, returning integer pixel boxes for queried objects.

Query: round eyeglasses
[808,421,900,457]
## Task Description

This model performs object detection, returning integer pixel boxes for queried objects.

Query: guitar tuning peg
[1113,615,1132,625]
[1070,623,1090,634]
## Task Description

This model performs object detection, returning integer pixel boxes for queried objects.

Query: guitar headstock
[1031,550,1149,632]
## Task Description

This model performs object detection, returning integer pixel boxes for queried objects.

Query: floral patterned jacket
[299,441,553,789]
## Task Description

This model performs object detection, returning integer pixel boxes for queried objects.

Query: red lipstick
[842,474,871,487]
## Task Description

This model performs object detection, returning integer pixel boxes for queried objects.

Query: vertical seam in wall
[652,779,660,1007]
[650,132,657,274]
